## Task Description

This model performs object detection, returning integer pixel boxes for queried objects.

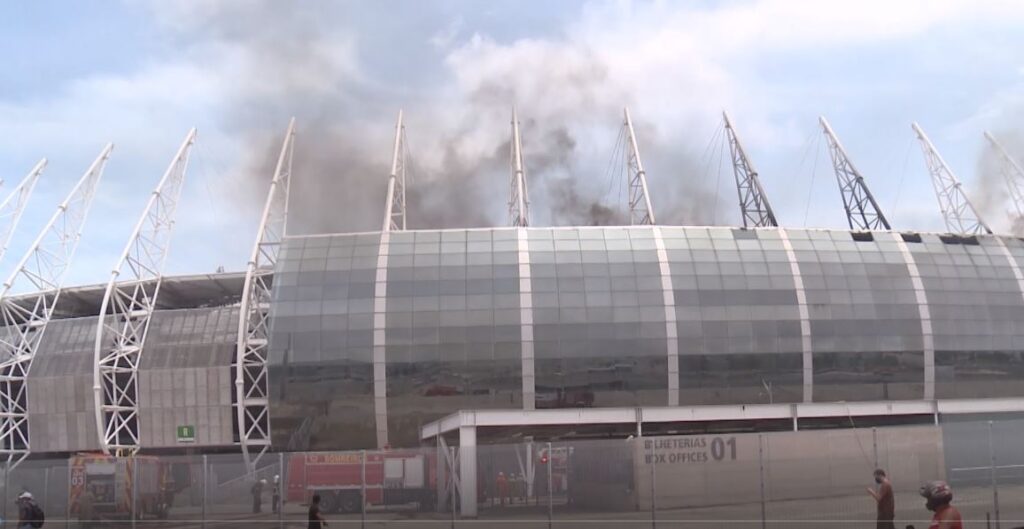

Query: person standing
[920,481,962,529]
[866,468,895,529]
[272,475,281,514]
[308,493,328,529]
[15,491,43,529]
[251,479,265,514]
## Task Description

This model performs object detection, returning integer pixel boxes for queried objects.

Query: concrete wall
[633,425,946,510]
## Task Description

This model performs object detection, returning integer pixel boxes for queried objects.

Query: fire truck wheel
[337,491,361,514]
[318,491,339,514]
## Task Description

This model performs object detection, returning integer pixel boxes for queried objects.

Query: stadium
[4,110,1024,519]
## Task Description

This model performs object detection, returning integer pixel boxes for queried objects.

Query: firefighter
[272,475,281,514]
[251,479,265,514]
[78,485,97,528]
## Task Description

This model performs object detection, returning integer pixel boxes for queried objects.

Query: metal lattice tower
[819,116,891,230]
[0,144,110,466]
[912,123,992,235]
[508,107,530,227]
[0,160,46,263]
[382,110,407,232]
[623,107,656,225]
[94,129,196,455]
[983,131,1024,217]
[235,118,295,471]
[723,111,778,228]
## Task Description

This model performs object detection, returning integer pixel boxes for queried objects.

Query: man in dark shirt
[867,468,895,529]
[308,493,327,529]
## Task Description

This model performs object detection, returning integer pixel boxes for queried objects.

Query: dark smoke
[151,1,722,233]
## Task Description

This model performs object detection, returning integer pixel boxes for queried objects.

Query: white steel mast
[0,144,111,466]
[723,111,778,228]
[508,107,530,227]
[983,131,1024,218]
[235,119,295,471]
[819,116,891,230]
[93,129,196,455]
[0,160,46,263]
[623,107,656,225]
[912,123,991,235]
[382,110,407,232]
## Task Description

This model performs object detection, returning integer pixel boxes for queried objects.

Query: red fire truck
[286,451,437,513]
[68,453,190,519]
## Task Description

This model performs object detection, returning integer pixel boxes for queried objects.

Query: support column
[778,229,813,402]
[373,232,391,447]
[892,233,935,400]
[517,228,535,410]
[459,425,478,518]
[652,227,679,405]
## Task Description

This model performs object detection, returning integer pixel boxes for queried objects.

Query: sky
[2,0,1024,288]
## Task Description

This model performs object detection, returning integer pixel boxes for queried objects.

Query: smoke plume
[149,1,721,234]
[974,129,1024,235]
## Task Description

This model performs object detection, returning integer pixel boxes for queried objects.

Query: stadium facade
[7,111,1024,463]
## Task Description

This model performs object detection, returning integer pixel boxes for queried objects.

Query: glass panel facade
[920,236,1024,398]
[792,230,924,401]
[665,227,803,404]
[268,228,1024,450]
[269,233,380,449]
[532,227,667,408]
[385,228,522,446]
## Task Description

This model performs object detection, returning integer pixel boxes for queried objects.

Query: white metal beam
[382,110,407,232]
[0,144,111,466]
[0,160,45,264]
[819,116,891,231]
[723,111,778,228]
[983,131,1024,218]
[912,123,991,235]
[623,107,656,225]
[508,107,530,227]
[235,118,296,471]
[93,129,196,455]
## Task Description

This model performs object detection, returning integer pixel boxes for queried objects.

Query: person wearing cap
[15,491,41,529]
[866,468,895,529]
[920,480,962,529]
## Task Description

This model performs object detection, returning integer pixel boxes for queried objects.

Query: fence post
[131,456,138,529]
[3,460,8,529]
[202,455,208,529]
[649,439,656,529]
[872,427,879,469]
[65,461,71,529]
[449,446,456,529]
[547,442,553,529]
[988,421,1001,529]
[278,452,284,529]
[759,434,767,529]
[361,450,367,529]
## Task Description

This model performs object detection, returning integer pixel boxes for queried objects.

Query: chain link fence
[2,418,1022,527]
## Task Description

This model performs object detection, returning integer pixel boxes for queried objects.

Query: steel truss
[94,129,196,455]
[623,108,656,225]
[0,160,46,263]
[382,110,407,231]
[0,144,111,466]
[983,131,1024,218]
[912,123,991,235]
[235,119,296,471]
[819,117,891,230]
[723,111,778,228]
[508,107,530,227]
